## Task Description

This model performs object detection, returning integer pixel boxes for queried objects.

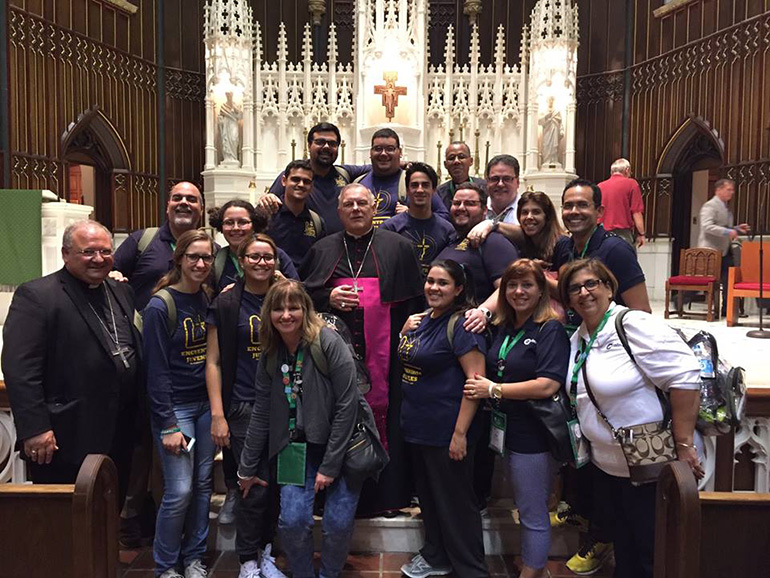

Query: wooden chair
[664,248,721,322]
[654,461,770,578]
[0,454,118,578]
[726,240,770,326]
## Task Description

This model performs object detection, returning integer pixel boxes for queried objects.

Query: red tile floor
[119,548,614,577]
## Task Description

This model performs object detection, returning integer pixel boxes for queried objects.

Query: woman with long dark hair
[465,259,571,578]
[206,233,285,578]
[237,280,360,578]
[398,259,489,578]
[143,229,215,578]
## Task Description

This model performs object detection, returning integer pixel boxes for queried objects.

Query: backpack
[613,309,745,436]
[137,227,159,255]
[213,249,283,288]
[265,313,372,395]
[352,171,408,203]
[133,288,178,336]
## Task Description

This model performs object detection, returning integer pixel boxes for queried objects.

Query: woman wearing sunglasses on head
[143,229,216,578]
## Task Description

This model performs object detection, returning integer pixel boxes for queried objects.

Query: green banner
[0,190,42,285]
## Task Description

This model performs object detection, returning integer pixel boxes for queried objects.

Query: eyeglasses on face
[184,253,214,265]
[312,138,339,148]
[446,153,470,162]
[243,253,275,264]
[562,201,594,211]
[488,175,517,185]
[372,145,398,154]
[170,194,200,204]
[222,219,252,229]
[567,278,605,296]
[76,248,113,258]
[451,200,481,208]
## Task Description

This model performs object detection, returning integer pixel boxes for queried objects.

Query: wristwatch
[492,384,503,400]
[478,306,492,321]
[490,220,500,233]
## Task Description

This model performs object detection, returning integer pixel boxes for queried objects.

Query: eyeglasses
[184,253,214,265]
[170,194,200,204]
[312,138,339,148]
[222,219,252,229]
[567,279,605,296]
[562,201,595,211]
[446,153,470,162]
[244,253,275,264]
[451,200,481,208]
[76,248,113,258]
[488,175,517,185]
[372,145,398,154]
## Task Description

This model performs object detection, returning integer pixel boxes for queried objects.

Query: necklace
[343,231,374,293]
[86,285,131,369]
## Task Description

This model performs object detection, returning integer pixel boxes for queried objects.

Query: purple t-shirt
[380,212,456,274]
[398,310,487,446]
[356,170,450,227]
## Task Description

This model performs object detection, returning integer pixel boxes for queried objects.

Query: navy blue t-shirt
[207,290,264,403]
[269,165,368,234]
[552,225,646,329]
[143,288,209,429]
[215,247,298,294]
[398,310,487,446]
[437,232,519,301]
[356,170,450,227]
[487,318,570,453]
[266,204,326,269]
[380,213,456,275]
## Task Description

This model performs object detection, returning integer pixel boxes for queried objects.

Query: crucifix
[374,71,407,122]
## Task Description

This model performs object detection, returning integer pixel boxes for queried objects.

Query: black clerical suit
[2,268,143,502]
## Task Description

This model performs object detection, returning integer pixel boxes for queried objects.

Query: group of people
[3,121,708,578]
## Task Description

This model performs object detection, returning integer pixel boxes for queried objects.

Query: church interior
[1,1,770,577]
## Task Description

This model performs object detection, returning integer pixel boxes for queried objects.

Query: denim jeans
[152,401,214,576]
[279,451,361,578]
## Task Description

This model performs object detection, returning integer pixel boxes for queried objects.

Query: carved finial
[469,23,480,64]
[254,21,263,62]
[301,22,313,62]
[444,25,455,68]
[495,25,506,67]
[308,0,326,27]
[328,23,338,64]
[277,22,287,61]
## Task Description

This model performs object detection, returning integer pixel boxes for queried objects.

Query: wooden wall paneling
[163,0,180,68]
[103,4,115,47]
[141,0,154,61]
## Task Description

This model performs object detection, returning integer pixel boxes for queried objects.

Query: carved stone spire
[463,0,482,26]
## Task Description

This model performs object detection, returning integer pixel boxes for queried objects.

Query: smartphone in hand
[182,433,196,453]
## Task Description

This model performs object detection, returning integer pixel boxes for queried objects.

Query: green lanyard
[496,328,526,379]
[449,176,475,199]
[574,226,597,260]
[229,251,243,278]
[281,349,304,433]
[170,241,177,253]
[569,307,614,405]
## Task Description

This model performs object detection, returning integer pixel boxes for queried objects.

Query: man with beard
[436,142,487,212]
[380,162,455,275]
[299,183,424,515]
[113,181,204,310]
[3,221,142,503]
[356,128,449,227]
[262,122,368,234]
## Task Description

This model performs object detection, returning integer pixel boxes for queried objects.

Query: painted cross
[374,72,407,122]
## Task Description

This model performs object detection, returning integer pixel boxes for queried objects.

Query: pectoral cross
[352,281,362,293]
[374,72,407,122]
[113,345,131,370]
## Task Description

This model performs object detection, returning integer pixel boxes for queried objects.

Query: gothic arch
[656,114,724,176]
[60,106,131,171]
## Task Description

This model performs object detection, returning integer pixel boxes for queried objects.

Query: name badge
[489,409,507,456]
[567,418,591,469]
[277,441,307,486]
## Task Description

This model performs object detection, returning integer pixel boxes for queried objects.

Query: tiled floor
[119,548,614,577]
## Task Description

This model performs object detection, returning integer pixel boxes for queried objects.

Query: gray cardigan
[239,327,358,479]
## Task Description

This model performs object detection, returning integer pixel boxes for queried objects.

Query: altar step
[208,495,580,556]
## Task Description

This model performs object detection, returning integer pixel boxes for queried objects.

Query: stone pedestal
[202,168,262,216]
[522,171,576,224]
[41,198,93,277]
[638,237,673,302]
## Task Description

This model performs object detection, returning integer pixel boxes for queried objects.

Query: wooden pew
[654,461,770,578]
[0,454,118,578]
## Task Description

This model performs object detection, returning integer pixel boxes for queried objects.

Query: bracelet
[676,442,697,450]
[160,427,181,436]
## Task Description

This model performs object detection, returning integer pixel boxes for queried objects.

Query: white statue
[539,97,563,167]
[218,91,242,165]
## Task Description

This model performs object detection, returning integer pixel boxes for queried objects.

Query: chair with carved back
[664,248,721,322]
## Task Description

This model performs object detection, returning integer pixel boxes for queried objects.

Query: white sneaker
[238,559,262,578]
[259,544,287,578]
[184,559,208,578]
[159,570,184,578]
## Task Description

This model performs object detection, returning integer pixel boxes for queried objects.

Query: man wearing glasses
[113,181,204,311]
[3,220,142,502]
[436,142,487,212]
[356,128,450,227]
[263,122,368,234]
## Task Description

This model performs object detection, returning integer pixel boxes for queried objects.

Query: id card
[567,419,590,468]
[277,441,307,486]
[489,409,507,456]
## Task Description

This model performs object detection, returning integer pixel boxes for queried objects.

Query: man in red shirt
[598,158,646,250]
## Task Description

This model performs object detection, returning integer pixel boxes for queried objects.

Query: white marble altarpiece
[201,0,580,210]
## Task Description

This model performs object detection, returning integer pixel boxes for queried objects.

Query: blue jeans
[279,453,361,578]
[152,401,214,576]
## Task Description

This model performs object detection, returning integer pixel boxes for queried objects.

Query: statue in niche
[539,96,563,167]
[218,91,242,165]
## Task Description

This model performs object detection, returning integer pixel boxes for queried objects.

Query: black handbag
[342,394,389,483]
[526,387,575,463]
